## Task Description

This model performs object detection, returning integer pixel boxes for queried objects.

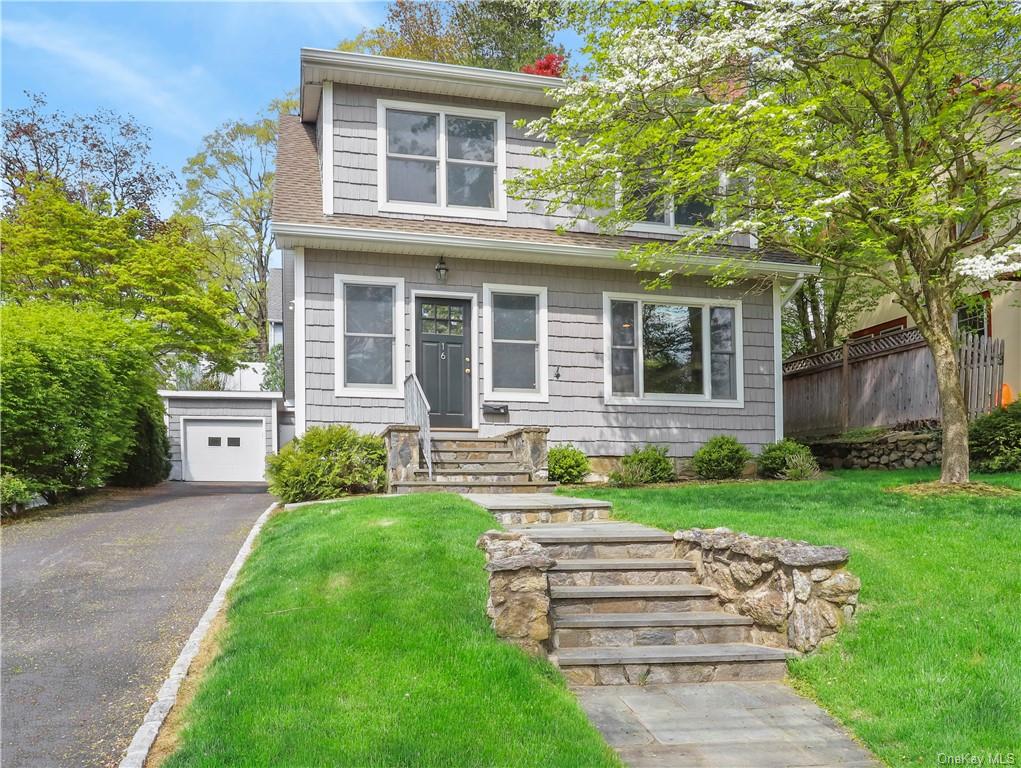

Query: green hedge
[609,445,675,486]
[0,303,161,498]
[266,425,386,503]
[970,401,1021,473]
[547,445,590,484]
[109,400,171,487]
[758,439,815,478]
[690,435,751,480]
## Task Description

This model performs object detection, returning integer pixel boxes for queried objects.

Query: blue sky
[0,2,401,213]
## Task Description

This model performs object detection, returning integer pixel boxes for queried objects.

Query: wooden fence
[783,328,1005,437]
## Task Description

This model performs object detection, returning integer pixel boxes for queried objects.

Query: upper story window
[628,177,721,234]
[377,99,507,220]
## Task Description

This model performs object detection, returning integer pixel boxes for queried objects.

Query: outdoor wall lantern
[435,256,449,283]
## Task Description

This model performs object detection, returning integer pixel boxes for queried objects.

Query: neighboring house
[267,266,285,348]
[163,49,817,482]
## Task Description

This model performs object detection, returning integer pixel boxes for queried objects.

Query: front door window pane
[642,304,704,395]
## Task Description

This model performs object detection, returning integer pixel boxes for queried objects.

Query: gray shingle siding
[331,83,610,234]
[164,397,276,480]
[301,248,778,457]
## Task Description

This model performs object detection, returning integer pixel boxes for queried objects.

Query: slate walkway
[574,681,879,767]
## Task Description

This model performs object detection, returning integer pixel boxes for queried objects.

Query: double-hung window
[604,293,743,406]
[378,99,506,219]
[483,284,548,402]
[334,275,405,398]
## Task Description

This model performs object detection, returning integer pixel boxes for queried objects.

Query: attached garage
[160,391,283,483]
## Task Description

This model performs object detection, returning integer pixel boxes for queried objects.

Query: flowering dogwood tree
[511,0,1021,484]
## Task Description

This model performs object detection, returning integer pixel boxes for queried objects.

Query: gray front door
[416,297,472,428]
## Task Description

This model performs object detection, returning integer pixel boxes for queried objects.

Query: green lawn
[561,468,1021,766]
[163,494,620,768]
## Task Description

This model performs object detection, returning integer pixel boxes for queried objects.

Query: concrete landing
[574,681,879,768]
[463,492,611,510]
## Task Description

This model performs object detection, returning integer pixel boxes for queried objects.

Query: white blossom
[955,245,1021,280]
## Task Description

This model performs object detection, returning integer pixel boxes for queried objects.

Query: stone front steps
[498,516,794,685]
[394,435,554,494]
[553,643,791,685]
[392,479,556,494]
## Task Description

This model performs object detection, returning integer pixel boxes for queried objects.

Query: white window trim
[602,291,745,408]
[483,283,548,403]
[334,274,406,399]
[376,98,507,221]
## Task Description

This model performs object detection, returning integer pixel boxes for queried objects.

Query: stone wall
[505,427,549,480]
[476,530,554,655]
[675,528,861,653]
[808,429,941,470]
[382,424,421,489]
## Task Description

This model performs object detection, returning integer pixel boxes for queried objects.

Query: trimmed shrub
[547,445,590,484]
[758,439,815,478]
[609,445,675,486]
[109,401,171,487]
[266,425,386,503]
[0,303,159,498]
[970,401,1021,473]
[690,435,751,480]
[779,451,821,481]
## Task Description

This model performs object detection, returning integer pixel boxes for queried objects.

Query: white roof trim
[159,390,283,400]
[300,48,562,120]
[270,220,819,277]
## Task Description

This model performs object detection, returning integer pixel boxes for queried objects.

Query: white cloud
[1,16,210,141]
[286,1,379,38]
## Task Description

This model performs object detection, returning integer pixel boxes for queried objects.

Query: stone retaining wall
[476,530,553,655]
[808,430,941,470]
[675,528,861,653]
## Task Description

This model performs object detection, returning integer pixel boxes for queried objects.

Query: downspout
[773,274,806,441]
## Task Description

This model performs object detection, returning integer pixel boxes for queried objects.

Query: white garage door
[183,418,266,482]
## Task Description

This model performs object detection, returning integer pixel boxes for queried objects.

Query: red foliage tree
[521,53,564,77]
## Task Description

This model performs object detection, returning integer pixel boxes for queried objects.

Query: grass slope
[563,468,1021,765]
[163,494,620,768]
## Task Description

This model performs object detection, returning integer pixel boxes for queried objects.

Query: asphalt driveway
[2,482,274,768]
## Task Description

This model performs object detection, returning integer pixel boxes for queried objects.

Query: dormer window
[377,99,506,220]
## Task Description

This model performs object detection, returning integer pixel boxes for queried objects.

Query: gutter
[270,221,820,278]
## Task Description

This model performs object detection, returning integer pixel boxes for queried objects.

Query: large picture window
[483,284,548,402]
[378,100,506,219]
[605,293,743,406]
[335,275,405,398]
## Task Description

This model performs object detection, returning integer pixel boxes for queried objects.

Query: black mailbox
[482,403,509,416]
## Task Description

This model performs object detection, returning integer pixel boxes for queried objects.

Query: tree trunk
[925,320,970,484]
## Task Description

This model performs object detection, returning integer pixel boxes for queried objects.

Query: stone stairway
[500,509,793,685]
[391,435,557,494]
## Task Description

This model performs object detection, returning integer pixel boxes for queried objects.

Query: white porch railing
[404,374,432,479]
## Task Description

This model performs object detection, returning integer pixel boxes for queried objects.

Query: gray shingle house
[166,49,817,485]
